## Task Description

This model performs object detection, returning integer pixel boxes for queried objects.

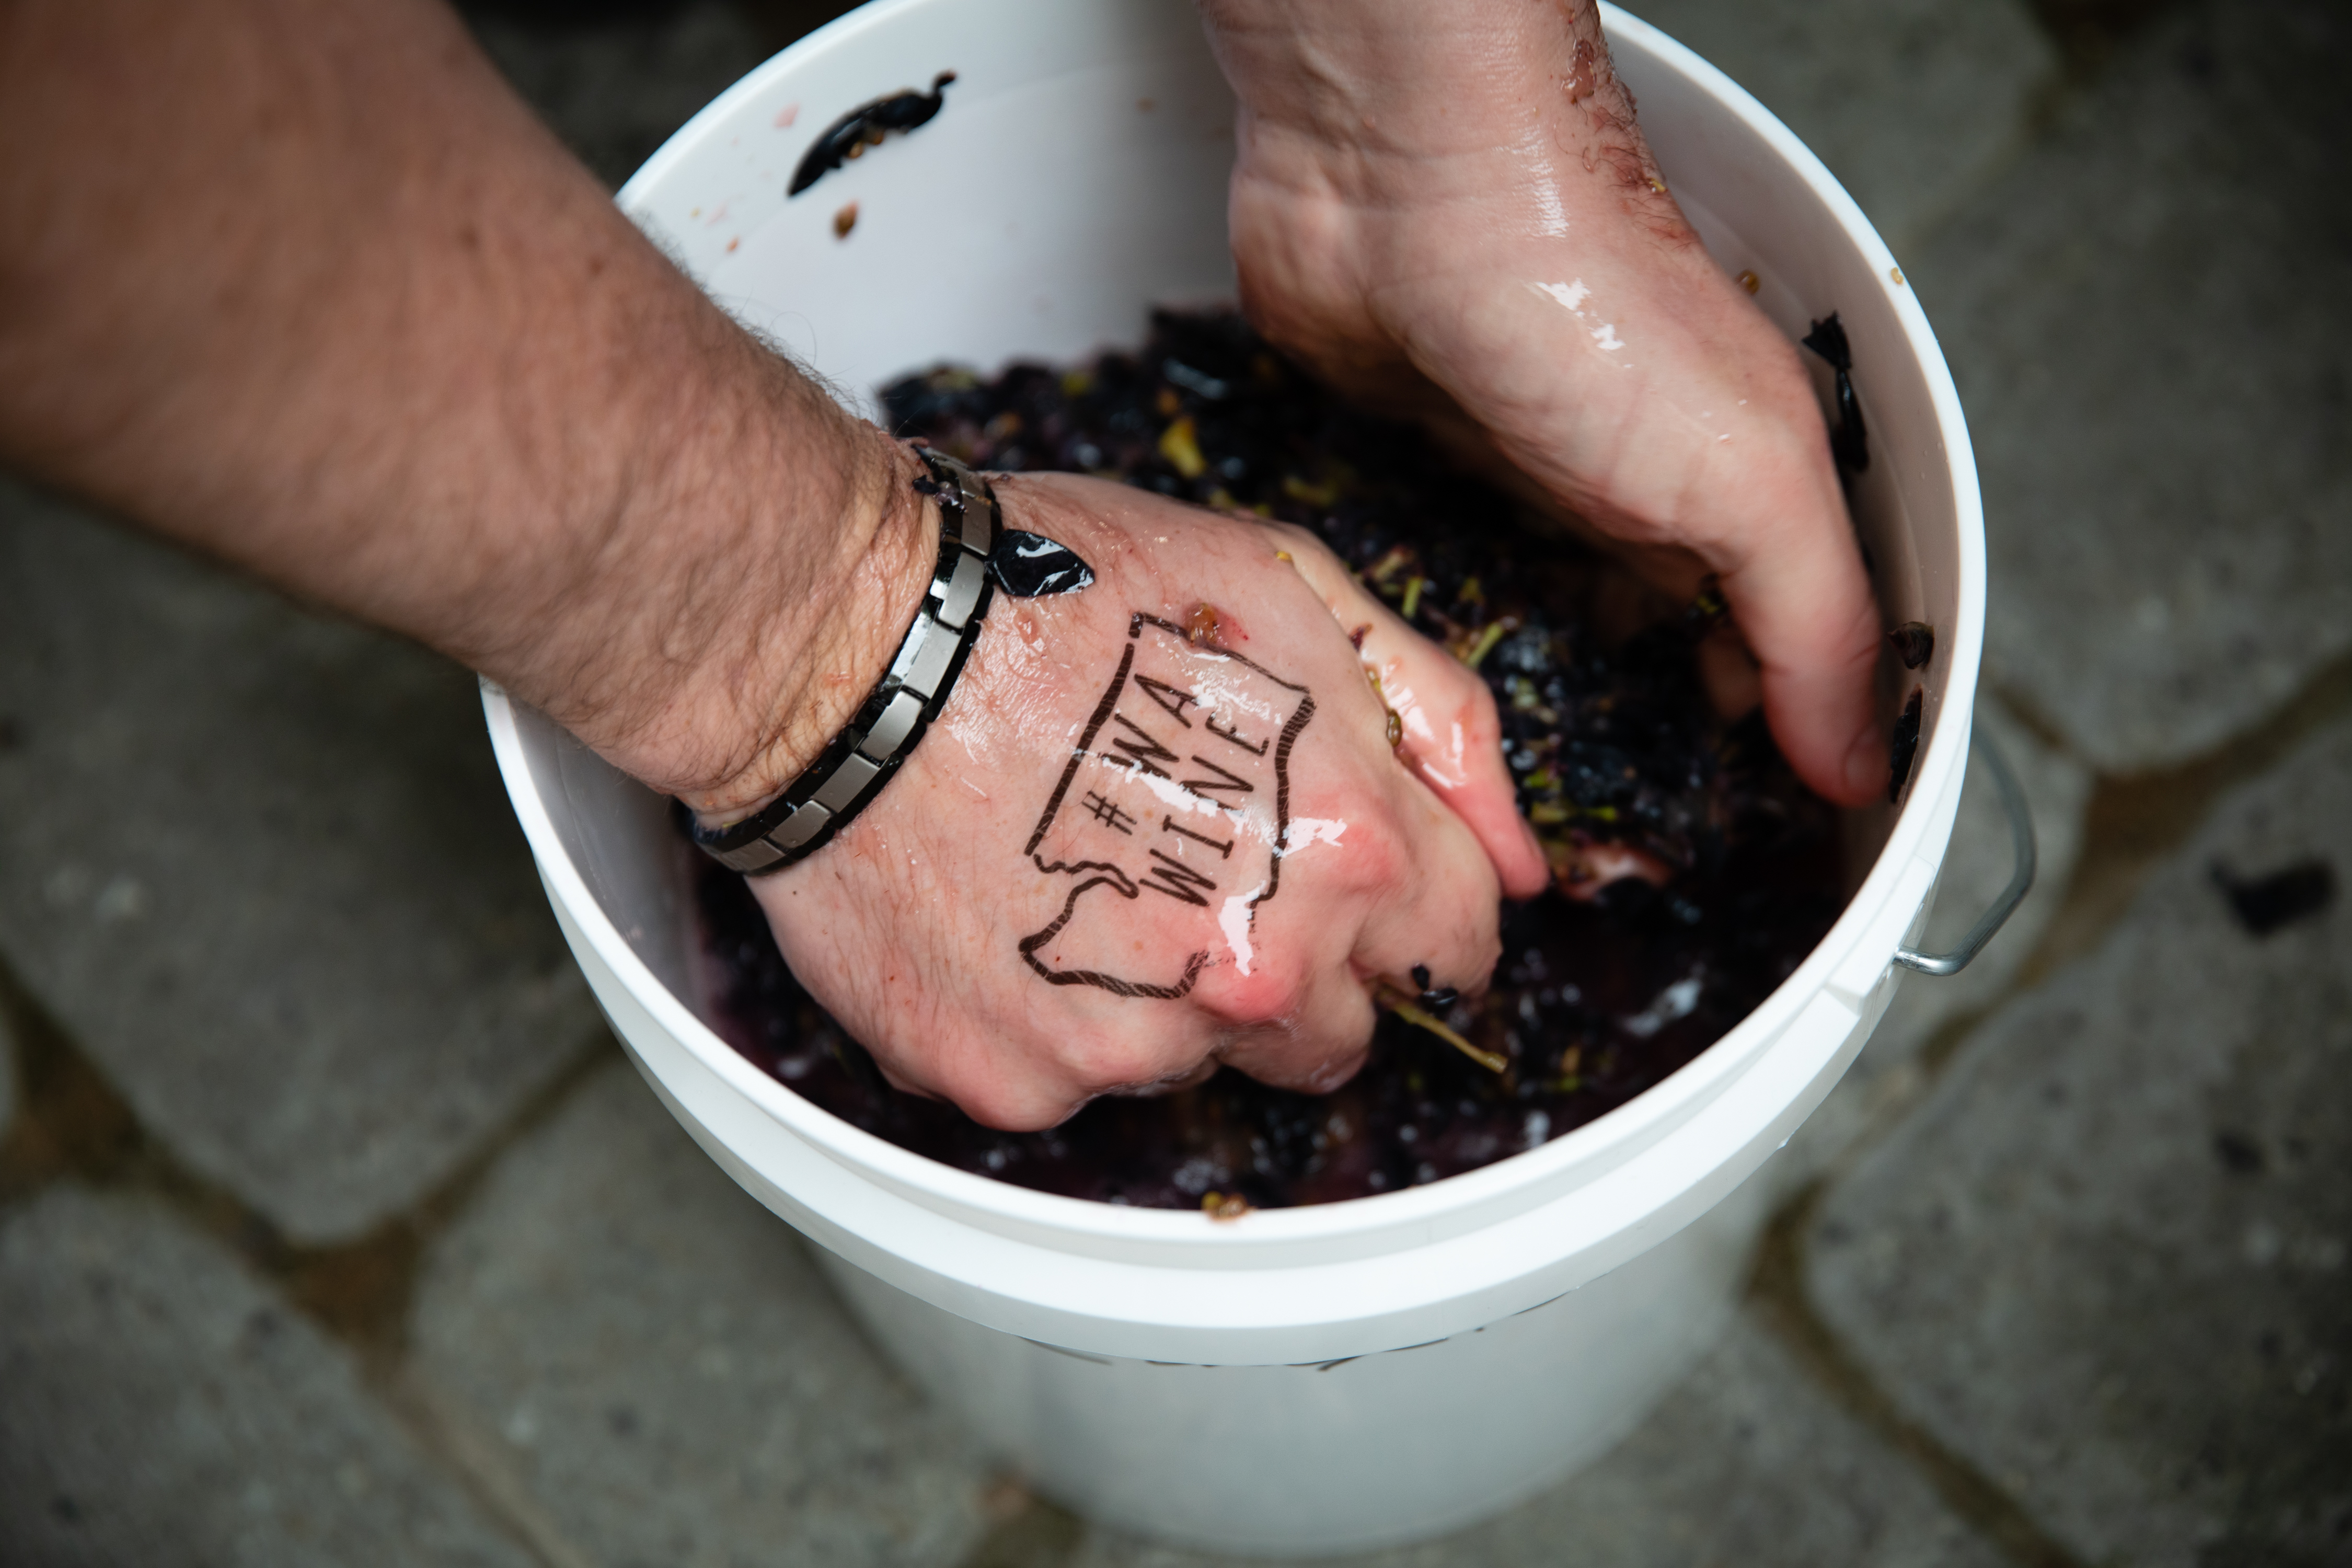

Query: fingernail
[1843,725,1886,802]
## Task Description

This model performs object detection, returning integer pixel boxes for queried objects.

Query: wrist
[688,447,1009,873]
[1207,0,1588,142]
[494,356,941,819]
[674,429,942,824]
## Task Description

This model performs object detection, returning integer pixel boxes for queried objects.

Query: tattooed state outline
[1017,614,1315,998]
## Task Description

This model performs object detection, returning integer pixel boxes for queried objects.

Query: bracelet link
[936,548,989,630]
[688,448,998,876]
[768,800,832,852]
[891,613,960,702]
[811,752,882,814]
[857,689,926,762]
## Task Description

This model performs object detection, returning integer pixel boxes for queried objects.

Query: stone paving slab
[1912,0,2352,774]
[0,481,597,1243]
[412,1055,994,1568]
[1624,0,2057,251]
[1807,716,2352,1565]
[1063,1315,2002,1568]
[0,1185,533,1568]
[1781,694,2091,1187]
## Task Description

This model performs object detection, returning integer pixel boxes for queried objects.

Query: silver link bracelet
[689,448,999,876]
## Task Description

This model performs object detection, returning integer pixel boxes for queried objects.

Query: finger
[1694,620,1764,719]
[1184,900,1375,1094]
[1716,494,1885,808]
[1346,782,1505,1004]
[856,1002,1081,1132]
[1209,961,1378,1096]
[913,1011,1215,1132]
[1273,528,1549,897]
[766,873,1206,1132]
[1012,985,1235,1126]
[1369,636,1550,898]
[1191,776,1498,1093]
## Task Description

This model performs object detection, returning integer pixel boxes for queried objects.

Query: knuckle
[1443,894,1505,974]
[1195,958,1310,1029]
[1070,1034,1195,1098]
[930,1060,1074,1132]
[1331,804,1408,892]
[1462,676,1504,742]
[1267,519,1321,554]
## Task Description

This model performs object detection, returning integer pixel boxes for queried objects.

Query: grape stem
[1375,982,1507,1073]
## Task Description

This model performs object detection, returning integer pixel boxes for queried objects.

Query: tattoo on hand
[1018,614,1315,998]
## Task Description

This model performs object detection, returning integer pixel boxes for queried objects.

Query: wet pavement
[3,0,2344,1563]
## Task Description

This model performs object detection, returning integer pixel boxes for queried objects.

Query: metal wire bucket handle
[1894,728,2038,976]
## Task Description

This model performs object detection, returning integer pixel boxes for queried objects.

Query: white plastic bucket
[482,0,1986,1553]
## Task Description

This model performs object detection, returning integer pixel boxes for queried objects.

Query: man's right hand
[740,472,1520,1131]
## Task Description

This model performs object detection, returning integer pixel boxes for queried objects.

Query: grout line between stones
[0,952,622,1568]
[385,1366,609,1568]
[2017,650,2352,989]
[1745,988,2080,1564]
[1747,1181,2092,1568]
[954,1485,1089,1568]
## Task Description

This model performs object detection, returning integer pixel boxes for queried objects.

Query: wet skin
[1205,0,1888,807]
[747,472,1540,1131]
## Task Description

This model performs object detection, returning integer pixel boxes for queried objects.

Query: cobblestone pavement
[3,1,2343,1564]
[0,483,601,1244]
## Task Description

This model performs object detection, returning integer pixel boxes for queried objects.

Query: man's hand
[746,475,1517,1130]
[1202,0,1888,806]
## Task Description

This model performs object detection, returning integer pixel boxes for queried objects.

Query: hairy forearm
[0,0,925,806]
